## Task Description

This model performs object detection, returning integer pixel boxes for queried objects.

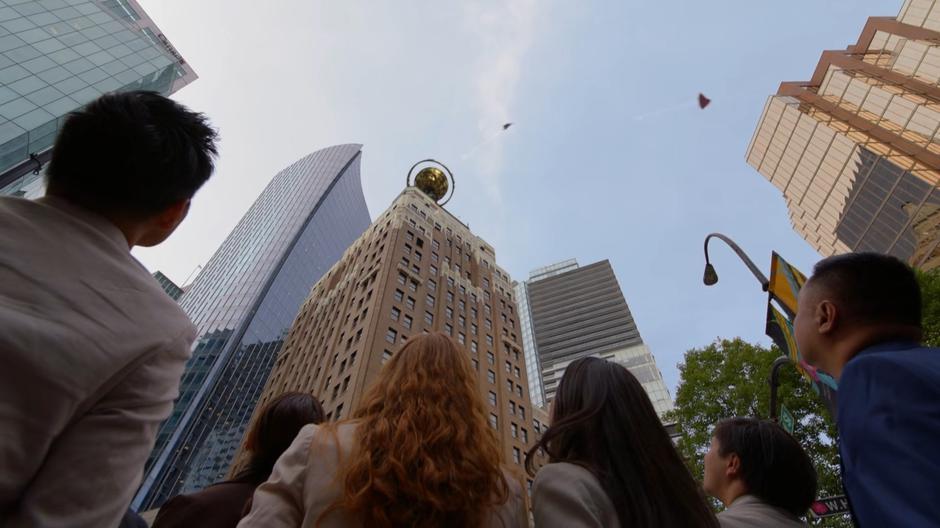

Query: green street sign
[780,405,795,434]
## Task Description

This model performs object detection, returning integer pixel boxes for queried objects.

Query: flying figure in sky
[503,123,513,130]
[698,93,711,109]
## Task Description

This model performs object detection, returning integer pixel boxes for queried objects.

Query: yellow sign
[764,253,838,417]
[768,252,806,318]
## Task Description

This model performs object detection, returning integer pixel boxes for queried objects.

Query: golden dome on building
[414,166,449,202]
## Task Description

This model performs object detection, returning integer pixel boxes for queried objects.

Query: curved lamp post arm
[703,233,770,291]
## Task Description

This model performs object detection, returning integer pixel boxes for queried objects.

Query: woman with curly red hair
[237,332,527,528]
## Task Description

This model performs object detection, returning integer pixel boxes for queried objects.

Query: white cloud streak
[463,0,540,207]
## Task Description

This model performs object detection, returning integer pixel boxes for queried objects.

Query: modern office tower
[522,259,674,418]
[748,0,940,270]
[240,180,540,481]
[0,0,196,197]
[513,259,578,408]
[152,270,183,301]
[133,144,371,510]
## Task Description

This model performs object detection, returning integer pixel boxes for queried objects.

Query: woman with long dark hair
[153,392,324,528]
[526,356,719,527]
[238,333,527,528]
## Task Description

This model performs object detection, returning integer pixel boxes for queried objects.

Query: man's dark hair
[46,91,218,217]
[810,252,921,328]
[713,418,817,517]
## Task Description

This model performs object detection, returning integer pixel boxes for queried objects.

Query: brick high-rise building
[748,0,940,270]
[240,183,541,482]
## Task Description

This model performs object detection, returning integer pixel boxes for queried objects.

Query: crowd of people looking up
[1,91,938,527]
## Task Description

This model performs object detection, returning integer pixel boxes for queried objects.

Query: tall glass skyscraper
[0,0,196,197]
[518,259,674,418]
[133,144,371,510]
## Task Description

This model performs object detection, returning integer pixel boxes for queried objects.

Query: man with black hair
[795,252,940,527]
[703,418,817,527]
[0,91,218,528]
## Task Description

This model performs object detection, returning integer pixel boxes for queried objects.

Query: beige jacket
[717,495,807,528]
[532,462,620,528]
[238,422,529,527]
[0,197,196,528]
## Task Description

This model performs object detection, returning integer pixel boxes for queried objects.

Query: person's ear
[156,199,190,229]
[726,453,741,479]
[816,300,838,335]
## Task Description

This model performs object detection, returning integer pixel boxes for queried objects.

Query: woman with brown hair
[527,357,718,527]
[238,332,527,528]
[153,392,325,528]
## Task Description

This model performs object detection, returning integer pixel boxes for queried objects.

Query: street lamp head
[703,263,718,286]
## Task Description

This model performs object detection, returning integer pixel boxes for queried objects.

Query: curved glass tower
[134,144,371,509]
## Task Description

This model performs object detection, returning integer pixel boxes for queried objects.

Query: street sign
[768,252,807,318]
[764,252,839,419]
[810,495,850,518]
[779,405,795,434]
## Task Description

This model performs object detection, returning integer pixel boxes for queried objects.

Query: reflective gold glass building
[236,185,544,489]
[748,0,940,269]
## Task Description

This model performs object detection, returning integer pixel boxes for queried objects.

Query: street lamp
[703,233,786,420]
[768,356,791,422]
[702,233,770,291]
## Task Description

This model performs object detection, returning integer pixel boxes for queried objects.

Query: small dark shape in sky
[503,123,513,130]
[698,94,711,109]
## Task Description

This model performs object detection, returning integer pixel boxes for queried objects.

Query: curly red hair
[319,332,509,527]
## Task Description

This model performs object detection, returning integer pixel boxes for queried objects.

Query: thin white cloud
[462,0,540,207]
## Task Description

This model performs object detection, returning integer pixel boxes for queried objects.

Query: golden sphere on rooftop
[414,166,449,202]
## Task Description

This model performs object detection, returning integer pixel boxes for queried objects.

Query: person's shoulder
[153,483,254,528]
[718,496,806,528]
[0,196,40,213]
[199,480,256,499]
[500,467,526,497]
[536,462,598,483]
[844,345,940,384]
[534,462,605,496]
[0,196,31,212]
[305,421,359,458]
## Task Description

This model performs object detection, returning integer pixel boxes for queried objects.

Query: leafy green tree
[666,338,849,527]
[917,268,940,347]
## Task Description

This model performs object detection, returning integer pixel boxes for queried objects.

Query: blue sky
[134,0,898,394]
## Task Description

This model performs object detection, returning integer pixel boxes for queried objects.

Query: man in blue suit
[795,252,940,527]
